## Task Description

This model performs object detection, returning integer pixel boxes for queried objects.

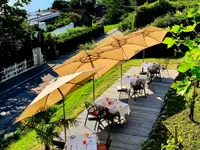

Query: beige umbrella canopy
[55,49,123,78]
[15,67,103,123]
[93,35,147,60]
[128,25,167,47]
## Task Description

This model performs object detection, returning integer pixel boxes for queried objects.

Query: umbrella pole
[121,64,123,87]
[58,88,67,144]
[93,76,95,101]
[62,98,67,144]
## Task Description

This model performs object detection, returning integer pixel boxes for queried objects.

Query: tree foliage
[163,7,200,121]
[0,0,34,69]
[103,0,125,24]
[46,12,81,32]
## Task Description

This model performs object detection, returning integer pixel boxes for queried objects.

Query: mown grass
[142,73,200,150]
[5,57,182,150]
[164,89,200,150]
[104,24,119,33]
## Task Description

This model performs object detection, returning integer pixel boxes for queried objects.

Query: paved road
[0,29,122,138]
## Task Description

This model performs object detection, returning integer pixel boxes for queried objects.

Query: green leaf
[194,37,200,43]
[178,60,195,73]
[163,37,176,48]
[183,38,198,50]
[191,66,200,80]
[187,8,196,18]
[198,10,200,15]
[171,79,192,96]
[170,25,182,34]
[183,23,196,32]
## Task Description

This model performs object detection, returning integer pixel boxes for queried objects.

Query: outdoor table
[142,62,161,72]
[67,133,97,150]
[94,98,131,117]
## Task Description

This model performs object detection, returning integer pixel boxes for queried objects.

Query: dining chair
[97,133,112,150]
[148,68,161,82]
[129,82,146,100]
[84,102,103,130]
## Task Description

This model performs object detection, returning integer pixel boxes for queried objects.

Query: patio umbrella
[93,35,147,84]
[54,48,125,100]
[15,67,102,143]
[128,26,167,63]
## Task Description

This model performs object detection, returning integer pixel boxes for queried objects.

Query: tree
[23,108,78,150]
[0,0,33,69]
[163,7,200,122]
[52,0,70,10]
[103,0,125,24]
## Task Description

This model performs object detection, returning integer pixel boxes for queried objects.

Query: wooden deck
[60,67,178,150]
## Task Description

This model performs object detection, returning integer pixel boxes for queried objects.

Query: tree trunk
[45,144,50,150]
[189,100,195,122]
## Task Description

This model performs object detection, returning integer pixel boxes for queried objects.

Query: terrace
[59,66,178,150]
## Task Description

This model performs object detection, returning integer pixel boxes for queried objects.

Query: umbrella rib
[84,51,95,68]
[42,94,50,112]
[65,82,84,86]
[147,34,166,42]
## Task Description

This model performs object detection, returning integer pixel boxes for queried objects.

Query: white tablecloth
[67,134,97,150]
[142,62,161,72]
[94,98,131,117]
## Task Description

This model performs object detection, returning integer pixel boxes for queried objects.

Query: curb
[0,64,56,97]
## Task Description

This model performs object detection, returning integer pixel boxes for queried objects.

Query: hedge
[134,0,177,28]
[134,0,199,28]
[45,25,104,59]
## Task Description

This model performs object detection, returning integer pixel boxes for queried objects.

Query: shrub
[46,12,81,32]
[78,40,96,50]
[134,0,199,28]
[134,0,177,28]
[45,25,104,58]
[118,13,136,32]
[151,13,183,28]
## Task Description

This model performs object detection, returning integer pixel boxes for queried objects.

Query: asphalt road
[0,29,122,138]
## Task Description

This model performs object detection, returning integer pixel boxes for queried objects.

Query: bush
[46,12,81,32]
[78,40,96,50]
[134,0,177,28]
[134,0,199,28]
[118,13,136,32]
[45,25,104,58]
[151,13,183,28]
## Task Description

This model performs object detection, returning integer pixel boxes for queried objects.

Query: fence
[0,59,35,83]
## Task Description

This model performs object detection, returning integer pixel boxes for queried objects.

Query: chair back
[97,106,109,118]
[106,133,112,149]
[130,82,144,90]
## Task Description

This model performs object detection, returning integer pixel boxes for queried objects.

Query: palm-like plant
[23,108,79,150]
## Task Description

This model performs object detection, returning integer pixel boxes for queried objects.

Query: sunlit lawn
[6,57,182,150]
[164,88,200,149]
[104,24,119,33]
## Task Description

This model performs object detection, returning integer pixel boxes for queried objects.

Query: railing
[0,60,35,83]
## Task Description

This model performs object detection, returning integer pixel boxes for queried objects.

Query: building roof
[28,11,60,22]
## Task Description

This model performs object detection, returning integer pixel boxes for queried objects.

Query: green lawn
[5,57,182,150]
[104,24,119,33]
[164,90,200,149]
